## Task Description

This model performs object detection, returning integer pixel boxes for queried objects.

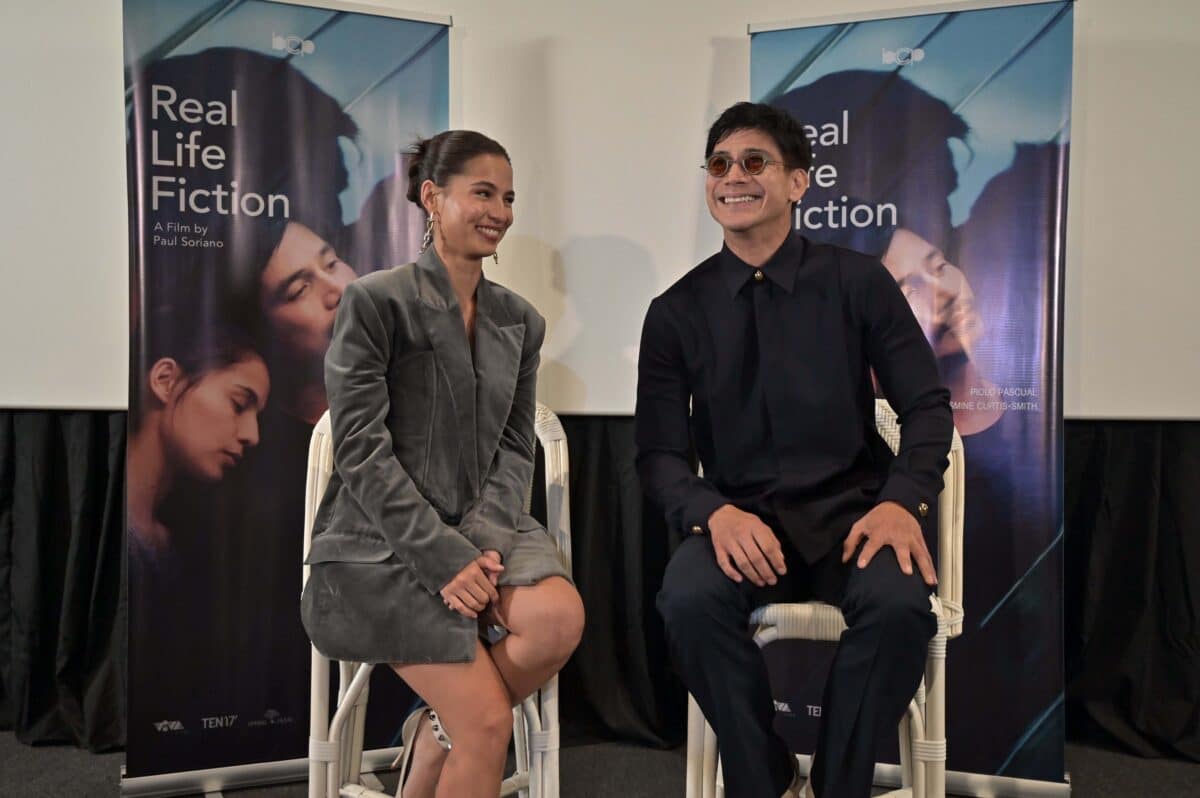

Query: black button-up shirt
[635,232,952,563]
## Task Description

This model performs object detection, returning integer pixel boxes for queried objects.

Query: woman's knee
[517,579,585,660]
[549,582,585,653]
[443,691,512,751]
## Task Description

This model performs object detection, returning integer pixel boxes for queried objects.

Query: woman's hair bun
[404,131,510,212]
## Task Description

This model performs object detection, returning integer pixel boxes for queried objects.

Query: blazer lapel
[473,277,524,481]
[415,249,479,493]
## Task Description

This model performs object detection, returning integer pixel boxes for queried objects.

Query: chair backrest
[301,403,574,587]
[533,403,574,571]
[874,398,965,637]
[302,410,335,588]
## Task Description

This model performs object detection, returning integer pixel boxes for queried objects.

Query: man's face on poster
[883,228,982,358]
[259,222,357,368]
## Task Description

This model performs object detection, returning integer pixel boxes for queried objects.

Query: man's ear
[147,358,182,406]
[789,168,810,204]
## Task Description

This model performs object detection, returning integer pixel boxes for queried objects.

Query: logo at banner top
[272,32,316,56]
[882,47,925,66]
[153,720,185,733]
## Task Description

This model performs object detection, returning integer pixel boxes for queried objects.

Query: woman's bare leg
[390,578,583,796]
[486,576,585,703]
[391,640,513,798]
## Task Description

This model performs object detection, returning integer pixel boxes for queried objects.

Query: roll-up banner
[123,0,448,789]
[751,0,1071,788]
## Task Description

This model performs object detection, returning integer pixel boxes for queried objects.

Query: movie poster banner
[123,0,447,781]
[751,0,1071,785]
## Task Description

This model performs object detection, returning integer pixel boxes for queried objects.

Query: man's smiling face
[705,128,809,237]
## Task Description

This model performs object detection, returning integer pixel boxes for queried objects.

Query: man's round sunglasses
[701,152,790,178]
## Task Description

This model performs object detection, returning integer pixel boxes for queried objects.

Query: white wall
[1063,0,1200,419]
[2,0,1198,417]
[1,1,129,409]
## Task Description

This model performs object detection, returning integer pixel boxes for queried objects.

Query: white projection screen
[2,0,1198,418]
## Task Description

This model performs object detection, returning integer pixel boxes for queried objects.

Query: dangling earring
[420,215,434,253]
[493,251,499,264]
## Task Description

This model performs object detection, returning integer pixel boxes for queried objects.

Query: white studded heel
[393,707,453,797]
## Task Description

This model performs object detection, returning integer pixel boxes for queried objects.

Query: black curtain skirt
[0,410,126,751]
[2,409,1197,763]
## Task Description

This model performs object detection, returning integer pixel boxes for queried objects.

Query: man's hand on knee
[706,505,787,587]
[842,502,938,587]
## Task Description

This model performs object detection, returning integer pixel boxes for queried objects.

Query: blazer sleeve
[634,296,729,535]
[856,261,954,521]
[324,280,482,595]
[457,309,545,561]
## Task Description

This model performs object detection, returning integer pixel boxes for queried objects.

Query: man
[636,102,953,798]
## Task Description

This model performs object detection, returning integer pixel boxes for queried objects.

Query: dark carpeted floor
[2,732,1197,797]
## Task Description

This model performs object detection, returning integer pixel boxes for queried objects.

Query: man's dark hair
[705,102,813,171]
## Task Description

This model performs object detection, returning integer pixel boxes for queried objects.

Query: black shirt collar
[717,230,806,298]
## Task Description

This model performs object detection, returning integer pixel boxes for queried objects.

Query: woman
[301,130,585,798]
[127,308,271,562]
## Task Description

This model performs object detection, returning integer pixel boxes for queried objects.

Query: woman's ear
[420,179,440,219]
[147,358,182,406]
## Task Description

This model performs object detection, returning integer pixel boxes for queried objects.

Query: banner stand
[123,1,449,792]
[120,748,399,797]
[750,0,1072,791]
[789,755,1073,798]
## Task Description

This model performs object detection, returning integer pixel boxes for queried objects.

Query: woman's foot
[395,708,451,798]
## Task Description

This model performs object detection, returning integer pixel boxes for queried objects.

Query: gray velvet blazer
[301,247,562,665]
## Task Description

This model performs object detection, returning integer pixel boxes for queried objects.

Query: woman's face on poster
[155,355,271,481]
[882,228,981,358]
[259,222,356,368]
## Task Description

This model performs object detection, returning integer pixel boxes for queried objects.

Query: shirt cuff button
[917,502,929,518]
[691,525,704,535]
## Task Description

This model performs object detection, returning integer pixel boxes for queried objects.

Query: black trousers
[658,534,936,798]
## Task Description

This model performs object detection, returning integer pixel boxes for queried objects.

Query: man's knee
[844,549,936,640]
[657,539,742,633]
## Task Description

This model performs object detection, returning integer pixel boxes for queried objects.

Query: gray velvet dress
[300,247,569,665]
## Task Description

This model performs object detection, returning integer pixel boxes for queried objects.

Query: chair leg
[513,700,531,798]
[686,694,722,798]
[898,703,914,790]
[537,674,561,798]
[685,695,702,798]
[702,718,719,798]
[925,632,948,798]
[338,661,359,787]
[348,678,370,786]
[327,663,375,798]
[907,702,927,798]
[309,648,331,798]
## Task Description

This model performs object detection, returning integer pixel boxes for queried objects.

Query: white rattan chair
[685,398,965,798]
[304,403,573,798]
